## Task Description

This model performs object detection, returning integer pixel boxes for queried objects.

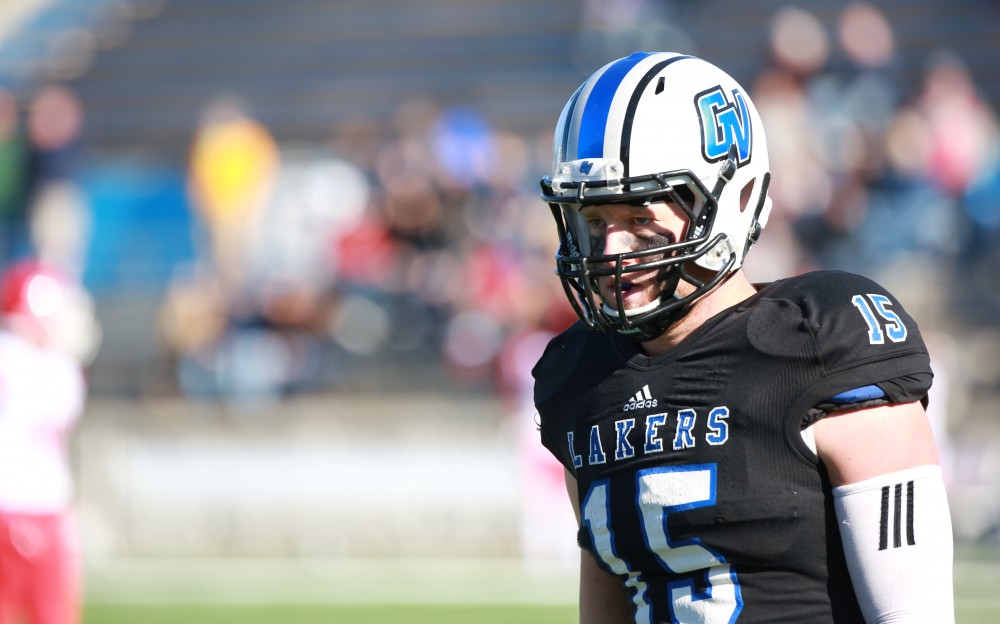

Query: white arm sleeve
[832,465,955,624]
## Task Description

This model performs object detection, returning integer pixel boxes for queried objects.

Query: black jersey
[532,270,932,624]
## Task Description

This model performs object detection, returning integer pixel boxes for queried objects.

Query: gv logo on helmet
[695,86,753,166]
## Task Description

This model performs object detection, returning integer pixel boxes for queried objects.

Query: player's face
[579,200,689,311]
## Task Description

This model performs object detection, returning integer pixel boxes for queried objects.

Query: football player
[533,52,954,623]
[0,260,97,624]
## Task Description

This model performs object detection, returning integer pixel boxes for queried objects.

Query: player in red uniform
[0,260,97,624]
[533,52,954,623]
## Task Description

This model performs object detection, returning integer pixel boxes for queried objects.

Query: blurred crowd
[153,95,578,406]
[153,3,1000,410]
[0,82,89,284]
[747,4,1000,293]
[1,2,998,412]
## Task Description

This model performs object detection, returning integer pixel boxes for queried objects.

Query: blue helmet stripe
[576,52,652,159]
[558,84,585,163]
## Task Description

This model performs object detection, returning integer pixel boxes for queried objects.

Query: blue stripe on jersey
[829,385,886,404]
[576,52,652,159]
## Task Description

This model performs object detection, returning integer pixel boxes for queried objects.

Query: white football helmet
[1,259,102,363]
[541,52,772,340]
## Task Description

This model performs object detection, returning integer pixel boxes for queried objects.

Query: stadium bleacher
[3,0,999,156]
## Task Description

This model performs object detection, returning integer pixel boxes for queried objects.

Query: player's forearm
[833,465,955,623]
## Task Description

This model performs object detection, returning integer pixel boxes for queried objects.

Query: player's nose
[602,226,637,257]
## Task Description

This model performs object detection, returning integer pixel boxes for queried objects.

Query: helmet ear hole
[739,179,755,214]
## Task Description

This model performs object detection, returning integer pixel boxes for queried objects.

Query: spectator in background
[164,97,374,404]
[187,96,279,297]
[914,50,1000,203]
[0,259,100,624]
[22,84,90,279]
[0,87,28,265]
[164,97,290,404]
[744,5,831,281]
[24,84,83,193]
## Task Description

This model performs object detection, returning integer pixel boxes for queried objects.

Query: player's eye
[633,217,653,226]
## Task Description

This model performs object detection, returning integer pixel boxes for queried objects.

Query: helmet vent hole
[655,77,665,94]
[739,179,755,213]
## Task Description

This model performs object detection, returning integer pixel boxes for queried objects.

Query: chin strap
[603,269,684,342]
[614,304,691,342]
[614,261,741,342]
[612,291,689,343]
[743,172,771,261]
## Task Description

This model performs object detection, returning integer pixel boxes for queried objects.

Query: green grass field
[81,601,1000,624]
[83,600,999,624]
[81,557,579,623]
[84,603,576,624]
[81,551,1000,623]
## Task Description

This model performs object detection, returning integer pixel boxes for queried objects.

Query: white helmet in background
[541,52,772,340]
[1,259,102,363]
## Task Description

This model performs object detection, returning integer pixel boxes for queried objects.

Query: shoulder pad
[752,270,929,374]
[531,321,589,407]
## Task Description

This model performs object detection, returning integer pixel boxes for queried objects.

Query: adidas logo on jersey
[623,385,657,411]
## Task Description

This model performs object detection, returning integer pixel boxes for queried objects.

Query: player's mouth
[600,277,648,307]
[619,281,643,298]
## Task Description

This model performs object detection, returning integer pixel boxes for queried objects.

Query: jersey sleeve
[531,322,588,473]
[781,271,933,423]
